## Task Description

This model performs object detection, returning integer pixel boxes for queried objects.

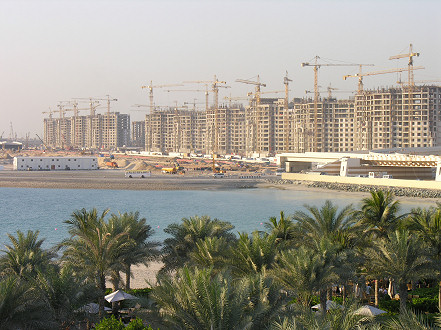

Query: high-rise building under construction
[43,85,441,155]
[44,112,130,150]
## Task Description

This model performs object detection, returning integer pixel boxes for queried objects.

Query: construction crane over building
[183,76,227,162]
[302,57,374,151]
[389,44,422,148]
[284,72,292,152]
[141,82,183,111]
[344,62,425,149]
[343,66,424,91]
[389,44,420,87]
[235,76,267,155]
[42,108,54,119]
[165,89,209,112]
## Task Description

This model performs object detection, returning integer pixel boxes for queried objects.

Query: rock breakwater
[266,179,441,199]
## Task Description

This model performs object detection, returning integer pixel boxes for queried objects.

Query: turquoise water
[0,187,437,248]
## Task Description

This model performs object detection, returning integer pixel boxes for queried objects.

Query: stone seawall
[266,179,441,199]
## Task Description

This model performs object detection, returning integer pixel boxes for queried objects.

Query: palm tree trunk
[320,289,327,316]
[399,282,408,313]
[99,274,106,319]
[125,264,131,290]
[439,280,441,313]
[375,279,379,307]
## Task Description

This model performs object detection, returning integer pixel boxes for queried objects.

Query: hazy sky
[1,0,440,137]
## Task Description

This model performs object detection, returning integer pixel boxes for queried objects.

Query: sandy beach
[107,262,164,289]
[0,169,267,191]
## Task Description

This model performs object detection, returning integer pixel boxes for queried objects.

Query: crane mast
[141,82,183,112]
[284,72,292,152]
[183,76,226,159]
[235,75,266,155]
[389,44,421,148]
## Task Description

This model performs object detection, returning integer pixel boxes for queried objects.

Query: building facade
[43,86,441,155]
[43,112,130,150]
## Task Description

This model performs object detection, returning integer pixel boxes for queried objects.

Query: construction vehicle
[162,163,185,174]
[106,161,118,168]
[161,166,178,174]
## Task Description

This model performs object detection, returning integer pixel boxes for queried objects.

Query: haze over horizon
[1,0,440,138]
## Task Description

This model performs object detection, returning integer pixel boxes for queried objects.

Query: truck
[162,167,177,174]
[106,161,118,168]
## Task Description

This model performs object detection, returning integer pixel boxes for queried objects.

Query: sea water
[0,187,437,248]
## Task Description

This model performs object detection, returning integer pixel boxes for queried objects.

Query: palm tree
[108,211,160,290]
[60,208,134,318]
[34,264,99,329]
[265,211,298,250]
[152,266,285,329]
[358,190,405,239]
[228,231,278,277]
[188,236,231,271]
[357,190,407,306]
[0,276,52,329]
[406,206,441,312]
[0,230,55,279]
[366,229,434,313]
[384,308,437,329]
[273,237,354,314]
[270,301,375,330]
[293,200,358,249]
[161,215,236,272]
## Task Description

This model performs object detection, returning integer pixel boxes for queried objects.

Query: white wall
[14,157,98,171]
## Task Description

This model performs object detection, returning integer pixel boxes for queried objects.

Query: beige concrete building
[131,121,145,148]
[43,112,130,150]
[43,86,441,155]
[355,86,441,150]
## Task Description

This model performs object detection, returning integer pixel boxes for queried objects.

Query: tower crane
[305,86,355,99]
[165,89,209,112]
[141,82,183,111]
[389,44,422,148]
[344,65,425,148]
[343,66,424,91]
[183,76,227,164]
[301,57,374,151]
[75,96,117,115]
[42,108,54,119]
[183,99,205,111]
[389,44,420,87]
[397,79,441,86]
[235,75,267,155]
[235,75,266,105]
[284,72,292,152]
[75,98,103,116]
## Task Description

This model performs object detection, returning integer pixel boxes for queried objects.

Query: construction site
[41,45,441,159]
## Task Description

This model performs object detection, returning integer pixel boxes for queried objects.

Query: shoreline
[1,170,440,200]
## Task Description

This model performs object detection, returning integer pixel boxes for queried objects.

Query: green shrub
[411,297,439,314]
[410,287,438,299]
[125,317,154,330]
[129,288,151,299]
[94,315,125,330]
[379,298,400,314]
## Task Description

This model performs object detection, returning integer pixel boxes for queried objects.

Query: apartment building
[355,86,441,150]
[43,86,441,154]
[131,121,145,148]
[43,112,130,150]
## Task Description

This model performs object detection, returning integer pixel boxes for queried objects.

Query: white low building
[14,157,98,171]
